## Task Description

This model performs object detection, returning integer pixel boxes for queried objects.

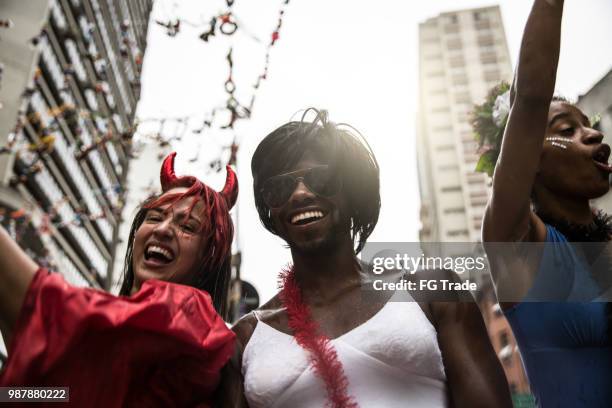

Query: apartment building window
[428,70,444,78]
[39,38,66,92]
[476,20,491,31]
[447,229,469,237]
[431,106,450,113]
[444,23,459,34]
[452,74,468,86]
[470,190,488,198]
[436,144,454,151]
[84,89,98,111]
[439,164,459,172]
[480,51,497,65]
[483,69,501,82]
[105,92,116,109]
[50,0,68,30]
[112,114,124,133]
[56,248,90,287]
[454,92,471,104]
[477,35,495,47]
[448,56,465,68]
[446,38,462,51]
[444,207,465,214]
[64,40,88,83]
[471,197,488,206]
[441,186,462,193]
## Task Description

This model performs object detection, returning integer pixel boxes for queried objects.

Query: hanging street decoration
[139,0,291,174]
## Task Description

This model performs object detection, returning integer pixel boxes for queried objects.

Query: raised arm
[483,0,564,243]
[0,225,38,343]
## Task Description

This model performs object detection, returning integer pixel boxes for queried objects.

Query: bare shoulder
[231,293,283,346]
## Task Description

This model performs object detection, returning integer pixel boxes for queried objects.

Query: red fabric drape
[0,269,235,407]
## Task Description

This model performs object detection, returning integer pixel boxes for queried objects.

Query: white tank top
[242,296,449,408]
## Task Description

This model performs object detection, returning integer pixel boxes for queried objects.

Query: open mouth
[144,244,175,265]
[290,210,326,226]
[593,144,612,173]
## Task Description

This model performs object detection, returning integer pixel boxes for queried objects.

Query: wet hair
[118,189,233,320]
[251,108,380,254]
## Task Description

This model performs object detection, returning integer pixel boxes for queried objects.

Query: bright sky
[135,0,612,303]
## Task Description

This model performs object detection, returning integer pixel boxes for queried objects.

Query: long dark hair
[118,196,232,320]
[251,108,380,254]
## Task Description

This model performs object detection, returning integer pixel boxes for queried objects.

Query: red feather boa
[278,266,359,408]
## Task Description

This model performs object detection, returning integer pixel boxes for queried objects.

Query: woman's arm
[483,0,564,243]
[216,314,258,407]
[0,225,38,343]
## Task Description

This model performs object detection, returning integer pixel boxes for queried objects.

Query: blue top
[504,225,612,407]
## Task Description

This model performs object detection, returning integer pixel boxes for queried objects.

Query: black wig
[251,108,380,254]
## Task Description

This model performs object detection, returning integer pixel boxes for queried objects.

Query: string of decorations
[0,91,135,162]
[141,0,291,173]
[0,206,57,271]
[2,0,290,260]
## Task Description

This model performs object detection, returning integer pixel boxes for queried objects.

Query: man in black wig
[220,109,512,407]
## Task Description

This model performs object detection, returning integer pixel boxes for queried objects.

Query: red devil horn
[220,165,238,209]
[160,152,178,191]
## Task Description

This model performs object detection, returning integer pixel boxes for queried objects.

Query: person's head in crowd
[473,83,607,216]
[120,152,238,318]
[251,108,380,255]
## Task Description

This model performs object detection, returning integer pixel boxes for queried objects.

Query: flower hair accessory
[590,113,602,130]
[470,81,511,177]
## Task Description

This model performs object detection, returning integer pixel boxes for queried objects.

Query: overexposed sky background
[134,0,612,303]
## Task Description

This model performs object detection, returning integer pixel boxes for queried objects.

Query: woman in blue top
[480,0,612,406]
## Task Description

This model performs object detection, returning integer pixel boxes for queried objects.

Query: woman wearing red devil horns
[0,152,238,407]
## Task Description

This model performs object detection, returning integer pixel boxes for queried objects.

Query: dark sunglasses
[260,165,342,209]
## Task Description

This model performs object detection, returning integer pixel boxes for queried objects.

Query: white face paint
[545,137,573,150]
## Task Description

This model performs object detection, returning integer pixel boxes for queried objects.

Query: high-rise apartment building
[0,0,152,294]
[417,6,513,243]
[417,7,533,404]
